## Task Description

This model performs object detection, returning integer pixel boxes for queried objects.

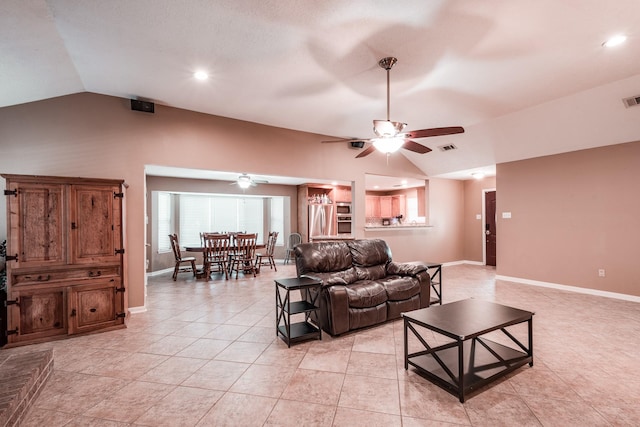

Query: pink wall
[0,92,466,309]
[496,141,640,297]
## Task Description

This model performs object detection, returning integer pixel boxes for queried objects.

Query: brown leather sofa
[295,239,431,336]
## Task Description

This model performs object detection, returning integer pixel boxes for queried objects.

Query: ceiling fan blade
[355,145,376,158]
[403,126,465,139]
[322,137,365,144]
[402,140,432,154]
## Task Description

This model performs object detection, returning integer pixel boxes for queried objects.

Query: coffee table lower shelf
[408,337,532,402]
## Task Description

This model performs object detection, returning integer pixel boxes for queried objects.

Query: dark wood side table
[275,277,322,347]
[403,299,534,402]
[424,262,442,305]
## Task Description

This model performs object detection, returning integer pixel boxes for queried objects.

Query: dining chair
[229,233,258,278]
[283,232,302,264]
[169,233,197,281]
[202,233,231,280]
[255,231,278,272]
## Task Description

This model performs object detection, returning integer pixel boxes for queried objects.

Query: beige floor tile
[229,363,296,398]
[333,407,402,427]
[196,392,277,426]
[214,340,270,363]
[463,389,541,426]
[181,359,249,391]
[82,380,175,422]
[20,408,75,427]
[346,351,398,379]
[203,323,250,340]
[299,348,351,373]
[398,380,470,425]
[264,399,336,426]
[281,368,345,406]
[523,396,610,426]
[137,356,208,385]
[137,335,199,356]
[174,337,232,359]
[81,352,168,379]
[339,374,401,415]
[133,386,223,426]
[352,334,396,354]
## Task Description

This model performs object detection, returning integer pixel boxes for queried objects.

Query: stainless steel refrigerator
[308,204,335,238]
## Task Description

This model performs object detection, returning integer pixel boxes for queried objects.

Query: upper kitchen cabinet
[2,174,127,347]
[332,185,352,203]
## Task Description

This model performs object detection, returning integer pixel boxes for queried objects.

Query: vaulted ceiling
[2,1,640,179]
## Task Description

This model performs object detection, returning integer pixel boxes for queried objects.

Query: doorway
[484,190,497,266]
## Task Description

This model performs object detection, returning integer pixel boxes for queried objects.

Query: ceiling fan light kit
[373,137,405,154]
[321,56,464,158]
[237,174,252,189]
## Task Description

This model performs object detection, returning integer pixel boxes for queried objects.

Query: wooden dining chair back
[255,231,278,272]
[230,233,258,279]
[203,233,231,280]
[169,233,197,281]
[284,232,302,264]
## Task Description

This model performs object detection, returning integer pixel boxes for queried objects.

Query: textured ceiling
[2,1,640,179]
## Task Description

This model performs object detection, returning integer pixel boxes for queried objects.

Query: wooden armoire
[2,174,127,347]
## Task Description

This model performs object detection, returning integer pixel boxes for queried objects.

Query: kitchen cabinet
[2,174,126,346]
[366,195,380,217]
[366,194,406,218]
[379,196,393,218]
[392,195,406,217]
[332,186,352,203]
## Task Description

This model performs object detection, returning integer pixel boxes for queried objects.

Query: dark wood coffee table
[403,299,534,402]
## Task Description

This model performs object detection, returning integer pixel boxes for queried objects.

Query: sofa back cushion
[295,241,353,276]
[347,239,391,267]
[347,239,392,282]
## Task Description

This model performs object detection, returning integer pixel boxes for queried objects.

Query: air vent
[623,95,640,108]
[438,144,458,152]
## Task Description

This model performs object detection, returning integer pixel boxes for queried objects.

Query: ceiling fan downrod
[379,57,397,121]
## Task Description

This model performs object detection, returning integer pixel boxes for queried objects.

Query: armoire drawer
[11,266,121,286]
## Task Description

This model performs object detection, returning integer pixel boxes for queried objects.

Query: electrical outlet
[598,269,605,277]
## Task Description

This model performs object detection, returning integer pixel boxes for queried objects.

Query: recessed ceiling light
[471,172,485,180]
[603,34,627,48]
[193,70,209,81]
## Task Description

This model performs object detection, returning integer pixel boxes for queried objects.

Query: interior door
[485,191,497,266]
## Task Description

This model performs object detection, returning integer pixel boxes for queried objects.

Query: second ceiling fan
[323,57,464,158]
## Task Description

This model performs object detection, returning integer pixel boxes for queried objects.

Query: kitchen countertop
[310,235,355,241]
[365,224,432,231]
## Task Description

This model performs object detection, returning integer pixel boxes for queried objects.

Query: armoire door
[69,184,123,264]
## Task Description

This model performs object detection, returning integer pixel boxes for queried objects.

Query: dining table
[184,244,267,279]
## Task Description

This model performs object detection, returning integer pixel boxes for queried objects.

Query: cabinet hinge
[113,192,124,199]
[4,189,18,197]
[115,286,126,293]
[5,328,19,336]
[5,298,19,307]
[116,312,126,319]
[5,254,18,262]
[115,248,125,255]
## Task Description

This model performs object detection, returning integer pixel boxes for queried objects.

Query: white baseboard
[146,267,177,277]
[496,274,640,303]
[128,306,147,314]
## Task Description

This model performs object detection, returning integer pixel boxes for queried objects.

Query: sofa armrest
[386,261,428,277]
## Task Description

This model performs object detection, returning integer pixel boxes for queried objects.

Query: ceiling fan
[231,173,268,189]
[322,57,464,158]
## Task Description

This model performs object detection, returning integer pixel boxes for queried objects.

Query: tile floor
[6,263,640,426]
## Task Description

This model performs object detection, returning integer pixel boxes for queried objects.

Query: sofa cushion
[354,264,387,281]
[295,241,353,275]
[345,281,387,308]
[348,303,387,330]
[378,275,421,301]
[347,239,391,267]
[304,269,357,288]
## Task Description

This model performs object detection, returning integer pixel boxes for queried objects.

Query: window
[178,194,267,246]
[270,197,284,245]
[157,192,172,252]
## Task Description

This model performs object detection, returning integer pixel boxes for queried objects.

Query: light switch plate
[502,212,512,219]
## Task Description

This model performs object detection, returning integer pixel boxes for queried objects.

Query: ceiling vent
[622,95,640,108]
[438,144,458,152]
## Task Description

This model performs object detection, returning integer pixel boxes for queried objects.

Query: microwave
[336,203,351,214]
